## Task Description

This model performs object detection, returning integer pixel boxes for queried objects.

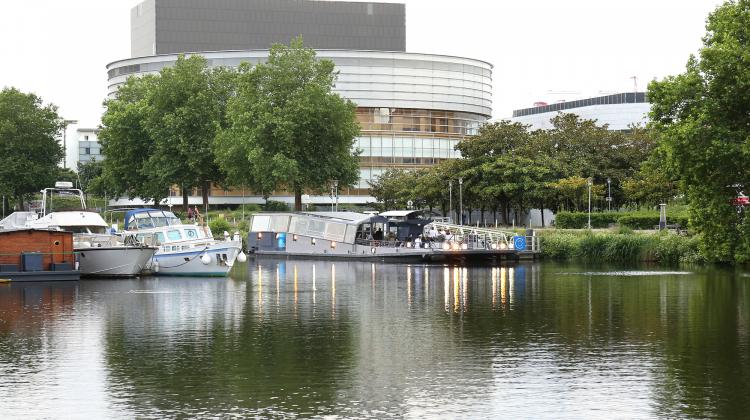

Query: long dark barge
[247,211,540,263]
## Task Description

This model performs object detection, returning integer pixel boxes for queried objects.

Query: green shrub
[208,217,232,239]
[555,212,619,229]
[264,200,289,211]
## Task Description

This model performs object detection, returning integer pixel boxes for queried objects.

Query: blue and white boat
[124,209,244,276]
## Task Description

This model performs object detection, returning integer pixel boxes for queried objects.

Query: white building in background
[104,0,493,207]
[64,128,102,171]
[510,92,650,131]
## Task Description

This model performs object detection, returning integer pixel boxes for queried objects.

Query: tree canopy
[99,55,232,208]
[216,37,360,210]
[648,0,750,262]
[0,87,64,208]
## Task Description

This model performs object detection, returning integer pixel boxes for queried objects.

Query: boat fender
[153,261,160,273]
[200,254,212,265]
[236,251,247,263]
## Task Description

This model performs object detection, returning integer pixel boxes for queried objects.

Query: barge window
[184,229,198,239]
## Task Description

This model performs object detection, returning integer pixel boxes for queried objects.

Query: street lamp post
[607,178,612,211]
[62,119,78,169]
[334,180,339,212]
[448,180,453,223]
[587,178,593,229]
[459,177,464,226]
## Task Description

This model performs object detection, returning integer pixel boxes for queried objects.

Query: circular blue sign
[513,235,526,251]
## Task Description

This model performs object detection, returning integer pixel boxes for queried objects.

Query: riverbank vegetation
[539,230,704,265]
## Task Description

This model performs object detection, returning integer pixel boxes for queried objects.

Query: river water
[0,259,748,418]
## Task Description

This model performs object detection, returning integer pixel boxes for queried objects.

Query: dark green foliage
[216,37,360,210]
[0,88,64,207]
[648,0,750,262]
[264,200,289,212]
[554,212,619,229]
[554,211,689,230]
[208,217,232,239]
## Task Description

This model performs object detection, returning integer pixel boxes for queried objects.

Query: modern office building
[63,127,102,170]
[106,0,493,206]
[510,92,649,131]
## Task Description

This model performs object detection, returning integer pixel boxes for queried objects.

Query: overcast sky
[0,0,724,128]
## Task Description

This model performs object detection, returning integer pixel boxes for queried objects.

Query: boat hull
[76,246,157,277]
[148,241,242,276]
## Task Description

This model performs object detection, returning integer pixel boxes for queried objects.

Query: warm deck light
[442,243,450,250]
[491,243,498,250]
[293,234,298,241]
[257,232,263,239]
[461,243,468,250]
[330,241,337,249]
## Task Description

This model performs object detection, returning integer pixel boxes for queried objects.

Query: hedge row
[555,211,689,230]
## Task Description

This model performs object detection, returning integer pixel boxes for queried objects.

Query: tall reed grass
[539,231,703,264]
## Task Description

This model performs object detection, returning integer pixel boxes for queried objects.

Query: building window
[84,135,89,140]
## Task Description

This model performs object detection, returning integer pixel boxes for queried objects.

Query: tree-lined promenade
[2,1,749,263]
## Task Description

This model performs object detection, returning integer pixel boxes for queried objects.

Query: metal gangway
[425,221,539,252]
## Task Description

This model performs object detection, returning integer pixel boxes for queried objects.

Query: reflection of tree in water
[103,270,355,418]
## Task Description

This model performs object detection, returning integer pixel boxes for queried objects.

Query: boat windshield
[61,225,107,234]
[129,210,182,230]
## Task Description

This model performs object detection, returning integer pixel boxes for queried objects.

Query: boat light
[461,243,468,250]
[451,242,460,250]
[330,241,337,249]
[312,238,316,245]
[491,243,498,250]
[499,242,508,250]
[257,232,263,239]
[442,242,450,251]
[293,234,298,241]
[371,247,376,254]
[406,242,412,248]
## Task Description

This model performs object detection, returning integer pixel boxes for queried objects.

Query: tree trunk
[540,201,546,228]
[182,185,189,211]
[16,195,24,211]
[480,207,485,227]
[202,180,210,214]
[294,188,302,211]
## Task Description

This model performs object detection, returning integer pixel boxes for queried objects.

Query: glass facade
[351,107,484,194]
[513,92,647,118]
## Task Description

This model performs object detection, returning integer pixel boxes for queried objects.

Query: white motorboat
[0,182,156,277]
[124,208,244,276]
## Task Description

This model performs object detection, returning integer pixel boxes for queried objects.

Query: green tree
[99,75,164,204]
[77,160,105,196]
[216,37,360,211]
[648,0,750,262]
[368,168,412,211]
[0,88,64,209]
[143,55,233,210]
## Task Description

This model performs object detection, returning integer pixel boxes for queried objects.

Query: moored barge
[247,211,540,263]
[0,229,80,281]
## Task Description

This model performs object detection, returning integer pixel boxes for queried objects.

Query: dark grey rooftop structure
[131,0,406,58]
[512,92,648,118]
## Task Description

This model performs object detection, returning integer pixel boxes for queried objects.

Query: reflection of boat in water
[247,211,540,262]
[0,228,79,281]
[0,182,156,277]
[124,209,244,276]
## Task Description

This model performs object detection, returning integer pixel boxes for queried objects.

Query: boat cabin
[124,209,210,244]
[0,229,78,280]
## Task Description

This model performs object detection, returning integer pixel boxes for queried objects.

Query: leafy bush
[555,210,689,230]
[555,212,619,229]
[208,217,232,239]
[264,200,289,211]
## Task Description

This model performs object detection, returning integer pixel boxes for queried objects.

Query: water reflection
[0,261,747,417]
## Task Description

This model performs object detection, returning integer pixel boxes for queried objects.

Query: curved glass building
[106,0,493,206]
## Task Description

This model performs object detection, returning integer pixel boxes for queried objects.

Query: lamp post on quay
[459,177,463,226]
[607,177,612,211]
[448,180,453,223]
[587,178,593,229]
